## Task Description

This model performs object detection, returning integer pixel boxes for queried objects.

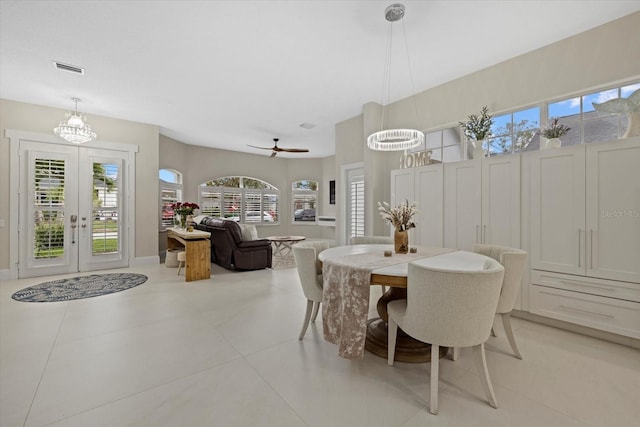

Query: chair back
[293,241,330,302]
[404,258,504,348]
[349,235,393,245]
[473,244,528,314]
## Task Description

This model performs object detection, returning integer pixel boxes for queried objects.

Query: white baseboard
[512,310,640,350]
[0,269,11,281]
[133,256,160,266]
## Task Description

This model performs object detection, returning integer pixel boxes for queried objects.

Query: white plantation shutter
[33,158,66,259]
[198,177,279,224]
[349,176,365,238]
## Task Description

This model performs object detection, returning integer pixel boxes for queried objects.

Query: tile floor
[1,263,639,426]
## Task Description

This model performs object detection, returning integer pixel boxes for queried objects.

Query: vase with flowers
[459,106,493,159]
[378,200,417,254]
[540,117,571,149]
[172,202,200,229]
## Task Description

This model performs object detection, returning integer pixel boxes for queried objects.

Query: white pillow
[191,215,207,224]
[239,224,258,241]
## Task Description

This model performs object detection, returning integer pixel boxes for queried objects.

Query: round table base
[365,318,449,363]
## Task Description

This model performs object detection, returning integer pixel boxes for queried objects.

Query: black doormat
[11,273,148,303]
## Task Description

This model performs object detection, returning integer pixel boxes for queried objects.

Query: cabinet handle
[578,229,581,268]
[559,305,614,320]
[590,229,594,269]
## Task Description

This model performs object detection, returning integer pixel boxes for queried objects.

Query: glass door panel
[21,142,78,277]
[78,149,128,271]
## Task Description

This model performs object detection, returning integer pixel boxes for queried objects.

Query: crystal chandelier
[53,98,97,144]
[367,4,424,151]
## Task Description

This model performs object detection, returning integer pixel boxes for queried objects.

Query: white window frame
[198,176,279,225]
[546,81,640,147]
[487,106,540,156]
[159,169,182,231]
[291,180,318,225]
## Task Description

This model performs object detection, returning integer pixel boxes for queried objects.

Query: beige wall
[335,12,640,235]
[158,139,329,240]
[0,99,160,270]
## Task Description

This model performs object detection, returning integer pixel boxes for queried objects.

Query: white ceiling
[2,1,639,158]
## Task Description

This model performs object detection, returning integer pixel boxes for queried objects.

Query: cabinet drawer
[529,284,640,339]
[531,270,640,303]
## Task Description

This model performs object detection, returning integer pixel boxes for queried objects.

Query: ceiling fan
[248,138,309,158]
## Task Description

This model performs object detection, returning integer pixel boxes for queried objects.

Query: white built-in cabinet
[443,155,520,251]
[529,138,640,338]
[392,138,640,340]
[390,163,443,247]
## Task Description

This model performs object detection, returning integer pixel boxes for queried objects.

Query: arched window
[159,169,182,230]
[292,180,317,223]
[199,176,279,224]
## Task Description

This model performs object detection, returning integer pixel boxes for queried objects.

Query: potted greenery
[540,117,571,149]
[459,106,493,158]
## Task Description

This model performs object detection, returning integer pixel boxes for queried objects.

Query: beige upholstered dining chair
[472,244,528,359]
[292,240,330,340]
[349,235,393,293]
[387,259,505,415]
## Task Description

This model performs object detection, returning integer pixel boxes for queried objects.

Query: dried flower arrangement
[378,200,417,231]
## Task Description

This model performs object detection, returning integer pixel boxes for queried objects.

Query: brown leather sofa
[195,217,272,270]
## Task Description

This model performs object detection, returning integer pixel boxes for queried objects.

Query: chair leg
[450,347,460,361]
[298,300,314,340]
[311,301,320,322]
[429,344,440,415]
[177,261,184,276]
[387,317,398,366]
[490,327,496,337]
[501,312,522,359]
[471,343,498,409]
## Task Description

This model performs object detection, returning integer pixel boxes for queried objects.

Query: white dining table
[318,244,494,362]
[318,244,491,287]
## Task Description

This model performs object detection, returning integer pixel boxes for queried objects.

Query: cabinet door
[530,145,586,274]
[586,139,640,283]
[414,164,443,247]
[444,160,482,250]
[390,168,414,207]
[482,155,521,248]
[390,168,415,240]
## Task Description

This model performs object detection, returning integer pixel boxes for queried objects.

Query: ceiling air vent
[299,122,316,130]
[52,61,85,75]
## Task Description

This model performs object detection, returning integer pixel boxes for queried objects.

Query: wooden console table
[167,227,211,282]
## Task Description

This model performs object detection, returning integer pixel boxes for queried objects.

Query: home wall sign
[399,150,432,169]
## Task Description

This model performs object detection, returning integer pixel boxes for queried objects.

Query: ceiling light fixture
[367,3,424,151]
[53,98,97,144]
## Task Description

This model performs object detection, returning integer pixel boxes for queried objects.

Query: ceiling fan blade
[270,151,277,158]
[247,144,274,150]
[279,148,309,153]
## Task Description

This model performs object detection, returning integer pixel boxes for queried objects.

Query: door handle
[70,214,78,243]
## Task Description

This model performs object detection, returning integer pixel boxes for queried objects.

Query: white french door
[18,140,129,278]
